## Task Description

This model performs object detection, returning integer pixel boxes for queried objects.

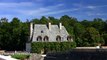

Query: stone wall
[44,49,107,60]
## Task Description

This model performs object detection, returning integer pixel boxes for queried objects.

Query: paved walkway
[0,55,17,60]
[0,58,5,60]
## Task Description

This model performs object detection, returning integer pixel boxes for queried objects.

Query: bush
[11,54,30,60]
[31,42,76,53]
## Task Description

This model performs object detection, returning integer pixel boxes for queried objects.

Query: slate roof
[31,24,70,42]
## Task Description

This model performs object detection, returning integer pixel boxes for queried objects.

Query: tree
[74,23,85,37]
[60,15,71,26]
[48,16,59,24]
[0,18,8,23]
[40,16,49,24]
[102,33,107,45]
[60,15,77,36]
[75,37,83,46]
[92,18,106,34]
[80,20,92,27]
[31,18,40,24]
[83,27,104,46]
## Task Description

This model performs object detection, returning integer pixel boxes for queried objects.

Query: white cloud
[87,6,95,9]
[0,2,34,8]
[17,8,50,15]
[86,5,107,9]
[46,4,64,9]
[0,2,66,19]
[72,3,83,8]
[72,3,107,17]
[73,3,107,9]
[16,4,65,15]
[86,12,107,16]
[13,3,80,17]
[40,8,79,16]
[34,0,43,1]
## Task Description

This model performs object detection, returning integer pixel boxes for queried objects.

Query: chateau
[26,22,73,52]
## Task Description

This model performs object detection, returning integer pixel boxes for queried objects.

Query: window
[43,36,49,42]
[37,36,42,42]
[56,35,61,42]
[41,30,43,33]
[67,36,72,41]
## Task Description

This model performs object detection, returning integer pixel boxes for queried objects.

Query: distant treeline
[0,15,107,50]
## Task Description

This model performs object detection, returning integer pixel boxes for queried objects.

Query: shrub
[31,42,76,53]
[11,54,30,60]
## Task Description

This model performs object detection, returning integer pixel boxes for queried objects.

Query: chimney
[48,22,51,30]
[30,23,33,40]
[59,23,62,29]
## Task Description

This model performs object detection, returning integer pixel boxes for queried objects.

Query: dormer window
[41,30,43,33]
[67,36,72,41]
[56,35,61,42]
[44,36,49,42]
[37,36,42,42]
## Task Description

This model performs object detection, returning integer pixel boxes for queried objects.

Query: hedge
[31,42,76,53]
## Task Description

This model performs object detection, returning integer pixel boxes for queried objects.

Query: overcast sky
[0,0,107,21]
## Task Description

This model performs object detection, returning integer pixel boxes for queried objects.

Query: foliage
[0,17,29,50]
[31,42,76,53]
[11,54,30,60]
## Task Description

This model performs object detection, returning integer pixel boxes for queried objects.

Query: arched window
[67,36,72,41]
[37,36,42,42]
[43,36,49,42]
[56,35,61,42]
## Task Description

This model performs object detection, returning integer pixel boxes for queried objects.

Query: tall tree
[83,27,104,46]
[40,16,49,24]
[74,23,85,38]
[31,18,40,24]
[48,16,59,24]
[80,20,92,27]
[92,18,106,34]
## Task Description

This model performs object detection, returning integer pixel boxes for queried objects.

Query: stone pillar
[26,43,31,52]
